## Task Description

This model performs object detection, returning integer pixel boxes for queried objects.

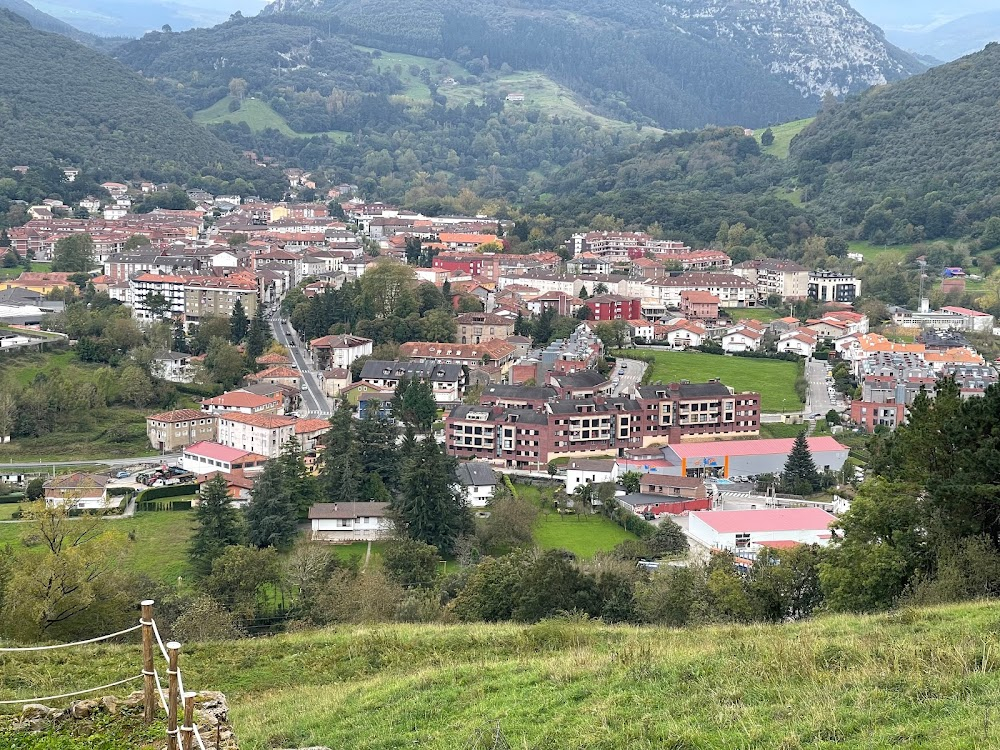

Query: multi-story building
[808,271,861,303]
[433,253,501,281]
[570,232,690,260]
[309,334,373,370]
[644,273,757,309]
[184,276,258,327]
[398,341,516,372]
[216,412,297,458]
[444,379,760,467]
[680,291,720,320]
[584,294,643,321]
[146,409,218,451]
[733,259,809,300]
[455,312,515,344]
[359,360,467,404]
[130,273,187,323]
[200,392,283,415]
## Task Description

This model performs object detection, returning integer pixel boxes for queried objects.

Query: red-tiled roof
[218,413,296,429]
[295,418,333,434]
[201,392,281,409]
[147,409,210,423]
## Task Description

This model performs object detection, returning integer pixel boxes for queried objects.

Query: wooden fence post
[141,599,155,725]
[181,691,196,750]
[167,641,181,750]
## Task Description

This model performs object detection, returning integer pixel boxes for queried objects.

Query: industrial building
[660,436,849,479]
[688,507,838,551]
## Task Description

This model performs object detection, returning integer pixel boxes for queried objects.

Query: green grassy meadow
[641,349,803,413]
[533,514,635,558]
[0,510,194,584]
[358,45,655,132]
[754,117,814,158]
[847,241,911,262]
[725,307,781,323]
[194,97,349,141]
[4,603,1000,748]
[0,262,48,280]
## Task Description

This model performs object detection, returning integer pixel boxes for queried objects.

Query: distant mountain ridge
[262,0,925,127]
[0,9,249,175]
[0,0,101,46]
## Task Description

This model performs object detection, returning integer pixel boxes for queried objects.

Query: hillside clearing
[3,604,1000,748]
[194,97,349,141]
[640,349,803,413]
[755,117,814,158]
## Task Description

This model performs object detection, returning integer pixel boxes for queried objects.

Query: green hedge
[0,493,26,504]
[136,483,198,503]
[137,499,193,512]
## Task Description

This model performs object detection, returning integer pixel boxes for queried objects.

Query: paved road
[612,358,647,396]
[269,316,332,417]
[804,357,842,418]
[2,455,180,470]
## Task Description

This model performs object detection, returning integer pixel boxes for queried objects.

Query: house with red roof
[248,365,302,389]
[200,391,283,416]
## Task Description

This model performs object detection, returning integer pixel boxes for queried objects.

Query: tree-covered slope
[261,0,922,130]
[790,42,1000,243]
[0,11,251,176]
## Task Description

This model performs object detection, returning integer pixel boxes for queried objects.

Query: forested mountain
[0,10,276,190]
[0,0,125,49]
[789,42,1000,245]
[524,127,821,258]
[261,0,922,129]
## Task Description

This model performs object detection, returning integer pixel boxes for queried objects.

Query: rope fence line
[0,624,142,652]
[1,599,218,750]
[0,675,143,705]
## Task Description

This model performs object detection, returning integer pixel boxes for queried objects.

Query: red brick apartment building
[445,379,760,468]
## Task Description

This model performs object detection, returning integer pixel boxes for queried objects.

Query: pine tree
[244,303,269,363]
[781,432,820,495]
[172,319,188,353]
[392,438,471,555]
[321,400,361,503]
[278,437,320,518]
[246,459,298,551]
[189,474,245,576]
[230,298,249,344]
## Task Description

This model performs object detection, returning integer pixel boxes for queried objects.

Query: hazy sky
[851,1,1000,30]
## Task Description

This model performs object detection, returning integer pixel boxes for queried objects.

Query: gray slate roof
[455,463,498,487]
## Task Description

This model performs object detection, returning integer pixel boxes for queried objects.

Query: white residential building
[565,459,620,495]
[216,413,296,459]
[455,463,498,508]
[721,327,763,353]
[150,351,196,384]
[309,502,393,542]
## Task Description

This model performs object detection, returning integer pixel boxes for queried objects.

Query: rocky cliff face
[662,0,926,97]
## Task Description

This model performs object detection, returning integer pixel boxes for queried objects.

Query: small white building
[688,508,838,552]
[565,459,620,495]
[150,351,196,384]
[43,472,114,510]
[721,327,763,353]
[308,502,393,542]
[776,331,817,357]
[455,462,498,508]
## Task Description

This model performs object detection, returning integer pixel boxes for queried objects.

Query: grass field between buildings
[533,513,635,559]
[3,603,1000,748]
[640,349,804,413]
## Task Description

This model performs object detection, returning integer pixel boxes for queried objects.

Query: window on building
[735,533,751,548]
